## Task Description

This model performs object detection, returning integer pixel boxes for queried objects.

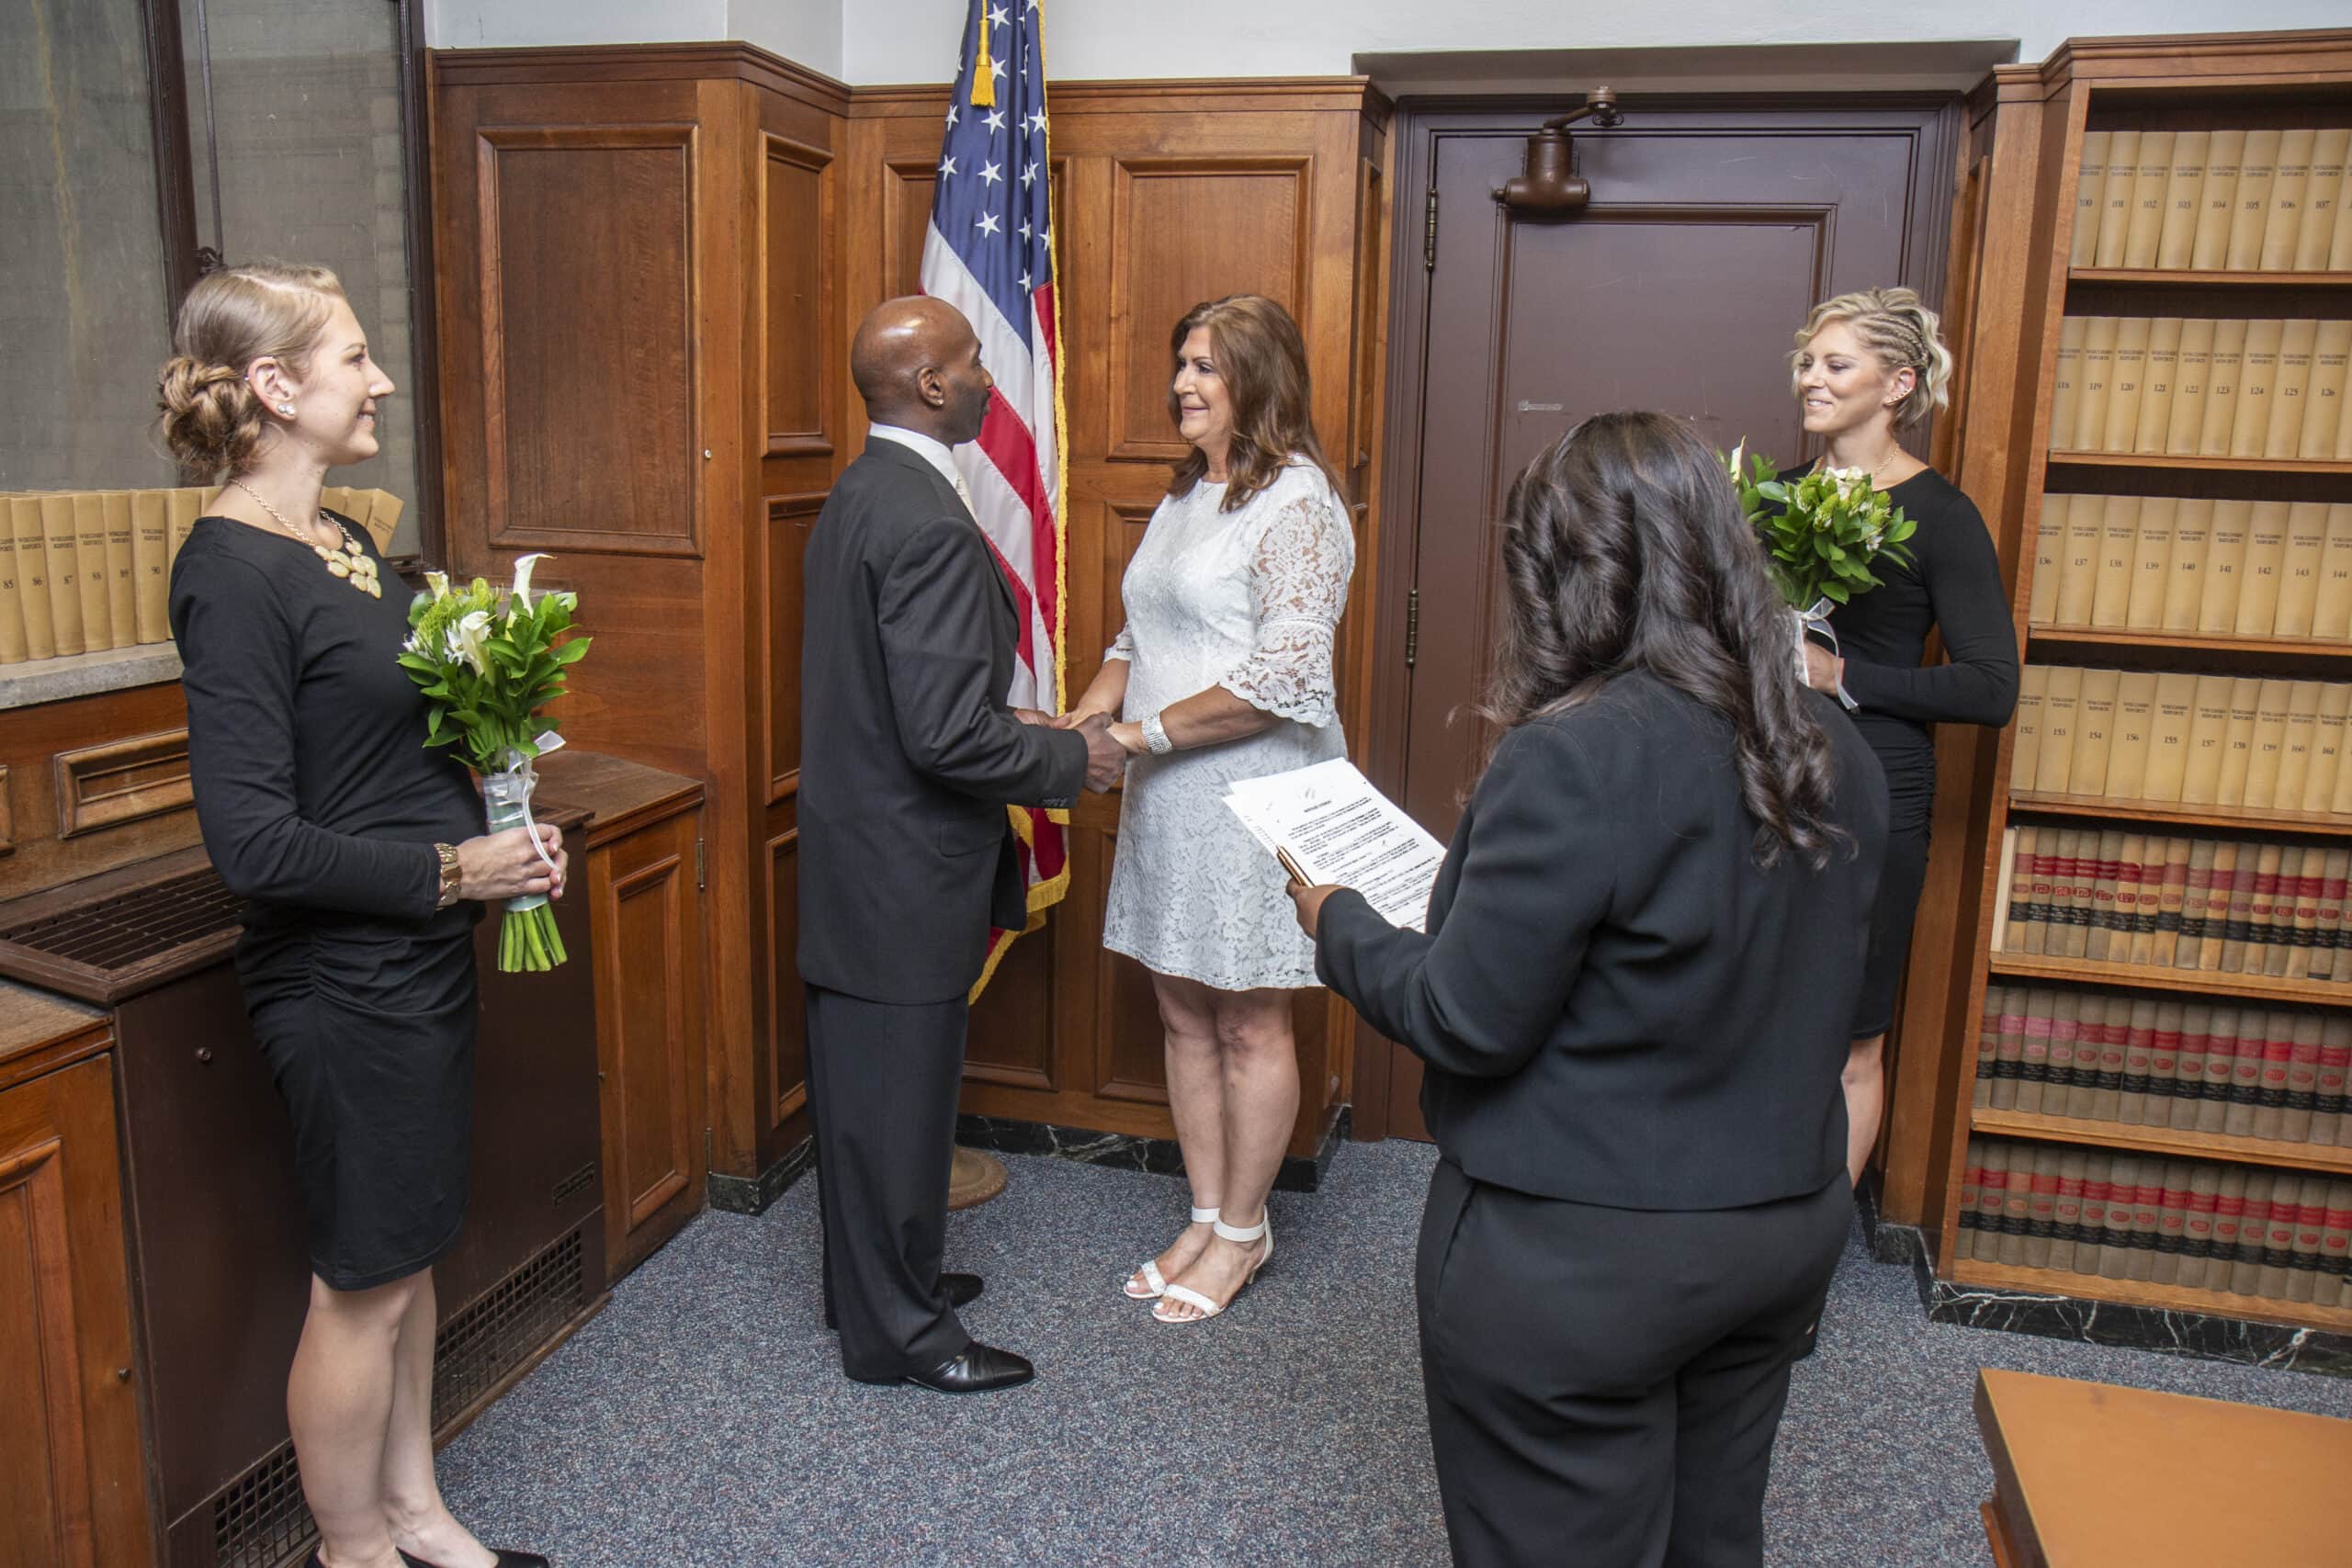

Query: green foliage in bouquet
[1725,444,1917,610]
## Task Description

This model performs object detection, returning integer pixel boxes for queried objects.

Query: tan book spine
[2260,129,2317,272]
[74,494,115,652]
[2201,846,2244,976]
[2102,317,2152,456]
[2229,317,2285,458]
[2233,498,2290,637]
[2279,680,2324,812]
[2215,676,2265,807]
[2133,316,2184,454]
[101,491,135,647]
[2197,499,2253,635]
[2310,682,2352,814]
[0,514,20,664]
[2266,318,2321,459]
[2030,494,2068,626]
[2075,316,2118,453]
[2315,503,2352,639]
[2010,665,2047,791]
[2122,130,2176,270]
[2144,671,2199,802]
[2196,319,2249,457]
[2276,500,2331,638]
[2086,840,2123,965]
[2036,665,2084,796]
[2336,712,2352,811]
[2072,130,2111,266]
[2226,130,2281,271]
[2014,827,2048,954]
[165,488,203,566]
[2300,319,2350,460]
[2262,848,2304,979]
[2054,493,2104,627]
[2125,496,2176,630]
[366,492,404,552]
[40,494,85,658]
[2056,829,2094,960]
[2091,495,2141,629]
[130,491,170,644]
[2181,673,2236,805]
[2153,842,2192,965]
[2161,497,2212,632]
[2048,317,2088,449]
[2286,850,2324,978]
[2191,129,2246,271]
[9,498,53,660]
[2127,842,2163,966]
[2108,671,2158,801]
[2299,130,2351,271]
[2176,848,2220,970]
[2243,677,2295,809]
[2156,130,2211,270]
[2070,668,2122,797]
[2165,316,2216,455]
[2096,130,2143,269]
[2334,163,2352,270]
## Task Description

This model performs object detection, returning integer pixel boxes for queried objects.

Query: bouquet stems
[500,901,569,973]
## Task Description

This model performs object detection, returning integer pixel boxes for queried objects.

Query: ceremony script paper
[1225,759,1446,931]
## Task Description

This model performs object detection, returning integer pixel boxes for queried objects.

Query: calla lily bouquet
[1725,443,1917,612]
[399,554,592,971]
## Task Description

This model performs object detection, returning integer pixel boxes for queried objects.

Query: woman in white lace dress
[1059,294,1354,1325]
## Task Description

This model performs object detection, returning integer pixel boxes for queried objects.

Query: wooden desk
[1975,1368,2352,1567]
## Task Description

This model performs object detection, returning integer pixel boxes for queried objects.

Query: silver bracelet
[1141,711,1175,755]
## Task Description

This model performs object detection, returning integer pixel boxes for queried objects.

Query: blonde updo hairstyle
[1790,287,1953,432]
[156,263,346,480]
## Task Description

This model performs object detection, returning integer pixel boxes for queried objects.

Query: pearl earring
[277,402,295,416]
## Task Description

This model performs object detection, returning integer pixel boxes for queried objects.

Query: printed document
[1224,759,1444,931]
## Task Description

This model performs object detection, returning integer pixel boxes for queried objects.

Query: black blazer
[797,439,1086,1003]
[1317,672,1890,1210]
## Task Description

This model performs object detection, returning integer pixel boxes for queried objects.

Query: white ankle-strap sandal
[1153,1213,1272,1324]
[1123,1206,1218,1300]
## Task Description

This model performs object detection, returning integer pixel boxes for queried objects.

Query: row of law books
[2012,670,2352,814]
[1975,983,2349,1148]
[2030,497,2352,639]
[2071,128,2352,273]
[0,488,401,666]
[1959,1137,2352,1308]
[2048,316,2349,461]
[1995,828,2352,980]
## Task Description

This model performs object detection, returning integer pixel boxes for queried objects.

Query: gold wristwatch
[434,842,463,909]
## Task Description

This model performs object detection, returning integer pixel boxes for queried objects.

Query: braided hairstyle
[156,263,345,479]
[1789,287,1953,431]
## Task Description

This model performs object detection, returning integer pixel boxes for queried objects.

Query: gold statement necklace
[230,479,382,599]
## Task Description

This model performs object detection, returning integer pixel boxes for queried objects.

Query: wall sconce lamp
[1496,89,1624,214]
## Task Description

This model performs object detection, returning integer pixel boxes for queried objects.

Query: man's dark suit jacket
[798,438,1086,1004]
[1317,672,1890,1211]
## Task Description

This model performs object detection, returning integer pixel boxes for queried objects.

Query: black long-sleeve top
[1315,673,1889,1210]
[1823,467,2019,768]
[170,514,481,936]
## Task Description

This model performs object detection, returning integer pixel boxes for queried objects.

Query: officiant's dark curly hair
[1483,412,1849,871]
[1165,294,1344,513]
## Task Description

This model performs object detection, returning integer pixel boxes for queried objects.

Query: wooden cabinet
[0,994,146,1568]
[537,751,708,1280]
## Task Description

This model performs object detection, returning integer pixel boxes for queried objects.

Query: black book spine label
[2181,1234,2214,1261]
[2156,908,2183,933]
[2266,1241,2299,1269]
[2222,917,2256,944]
[2018,1060,2050,1084]
[2281,1086,2313,1111]
[2154,1228,2186,1256]
[2120,1071,2153,1096]
[2313,1089,2346,1118]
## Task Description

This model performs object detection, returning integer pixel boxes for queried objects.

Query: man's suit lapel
[863,438,1019,627]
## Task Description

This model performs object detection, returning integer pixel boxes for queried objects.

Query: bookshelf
[1928,31,2352,1347]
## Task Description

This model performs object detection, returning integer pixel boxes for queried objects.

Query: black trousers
[805,984,971,1380]
[1415,1159,1850,1568]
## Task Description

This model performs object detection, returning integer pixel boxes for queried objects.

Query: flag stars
[939,153,958,177]
[1017,218,1032,242]
[987,3,1010,28]
[944,104,959,127]
[989,56,1008,84]
[979,160,1003,186]
[1021,161,1038,187]
[1019,269,1033,291]
[983,107,1007,133]
[976,211,1001,237]
[1025,109,1047,134]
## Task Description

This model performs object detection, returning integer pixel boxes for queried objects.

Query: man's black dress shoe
[396,1548,551,1567]
[823,1271,982,1330]
[901,1340,1034,1393]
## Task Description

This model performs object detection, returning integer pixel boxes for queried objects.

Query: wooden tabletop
[531,750,704,850]
[1975,1368,2352,1567]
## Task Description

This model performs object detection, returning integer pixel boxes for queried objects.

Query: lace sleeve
[1220,490,1354,727]
[1104,623,1136,662]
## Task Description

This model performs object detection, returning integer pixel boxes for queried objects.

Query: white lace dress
[1102,458,1354,990]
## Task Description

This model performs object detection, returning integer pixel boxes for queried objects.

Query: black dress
[170,513,483,1291]
[1820,466,2018,1038]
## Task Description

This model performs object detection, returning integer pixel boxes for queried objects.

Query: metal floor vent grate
[206,1224,590,1568]
[0,852,243,1003]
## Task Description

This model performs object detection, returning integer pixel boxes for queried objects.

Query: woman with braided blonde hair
[1787,286,2018,1190]
[161,263,559,1568]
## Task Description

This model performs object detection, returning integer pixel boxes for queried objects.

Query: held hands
[458,824,568,903]
[1076,714,1127,793]
[1801,642,1845,694]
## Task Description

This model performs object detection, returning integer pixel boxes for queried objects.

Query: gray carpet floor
[437,1140,2352,1566]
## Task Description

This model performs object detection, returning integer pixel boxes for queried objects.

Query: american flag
[920,0,1069,996]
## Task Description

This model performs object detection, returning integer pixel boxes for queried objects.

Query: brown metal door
[1375,99,1961,1140]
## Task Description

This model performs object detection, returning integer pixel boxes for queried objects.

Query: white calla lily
[509,553,551,612]
[424,570,451,600]
[446,609,494,676]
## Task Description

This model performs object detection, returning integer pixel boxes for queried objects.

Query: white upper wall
[428,0,2344,86]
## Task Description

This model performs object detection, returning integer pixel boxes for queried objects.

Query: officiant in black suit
[798,296,1125,1393]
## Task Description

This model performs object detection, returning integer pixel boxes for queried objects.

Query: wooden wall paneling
[763,492,827,800]
[0,684,196,903]
[763,821,808,1134]
[761,133,837,457]
[51,730,189,840]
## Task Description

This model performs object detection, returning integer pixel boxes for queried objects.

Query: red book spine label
[2021,1015,2052,1084]
[2184,1190,2221,1258]
[2317,1044,2350,1117]
[2262,1034,2295,1109]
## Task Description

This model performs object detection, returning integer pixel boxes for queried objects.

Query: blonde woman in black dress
[163,263,560,1568]
[1788,288,2018,1185]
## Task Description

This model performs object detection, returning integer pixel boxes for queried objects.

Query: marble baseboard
[956,1106,1351,1194]
[0,642,182,710]
[706,1135,815,1216]
[1924,1275,2352,1378]
[1853,1173,1930,1269]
